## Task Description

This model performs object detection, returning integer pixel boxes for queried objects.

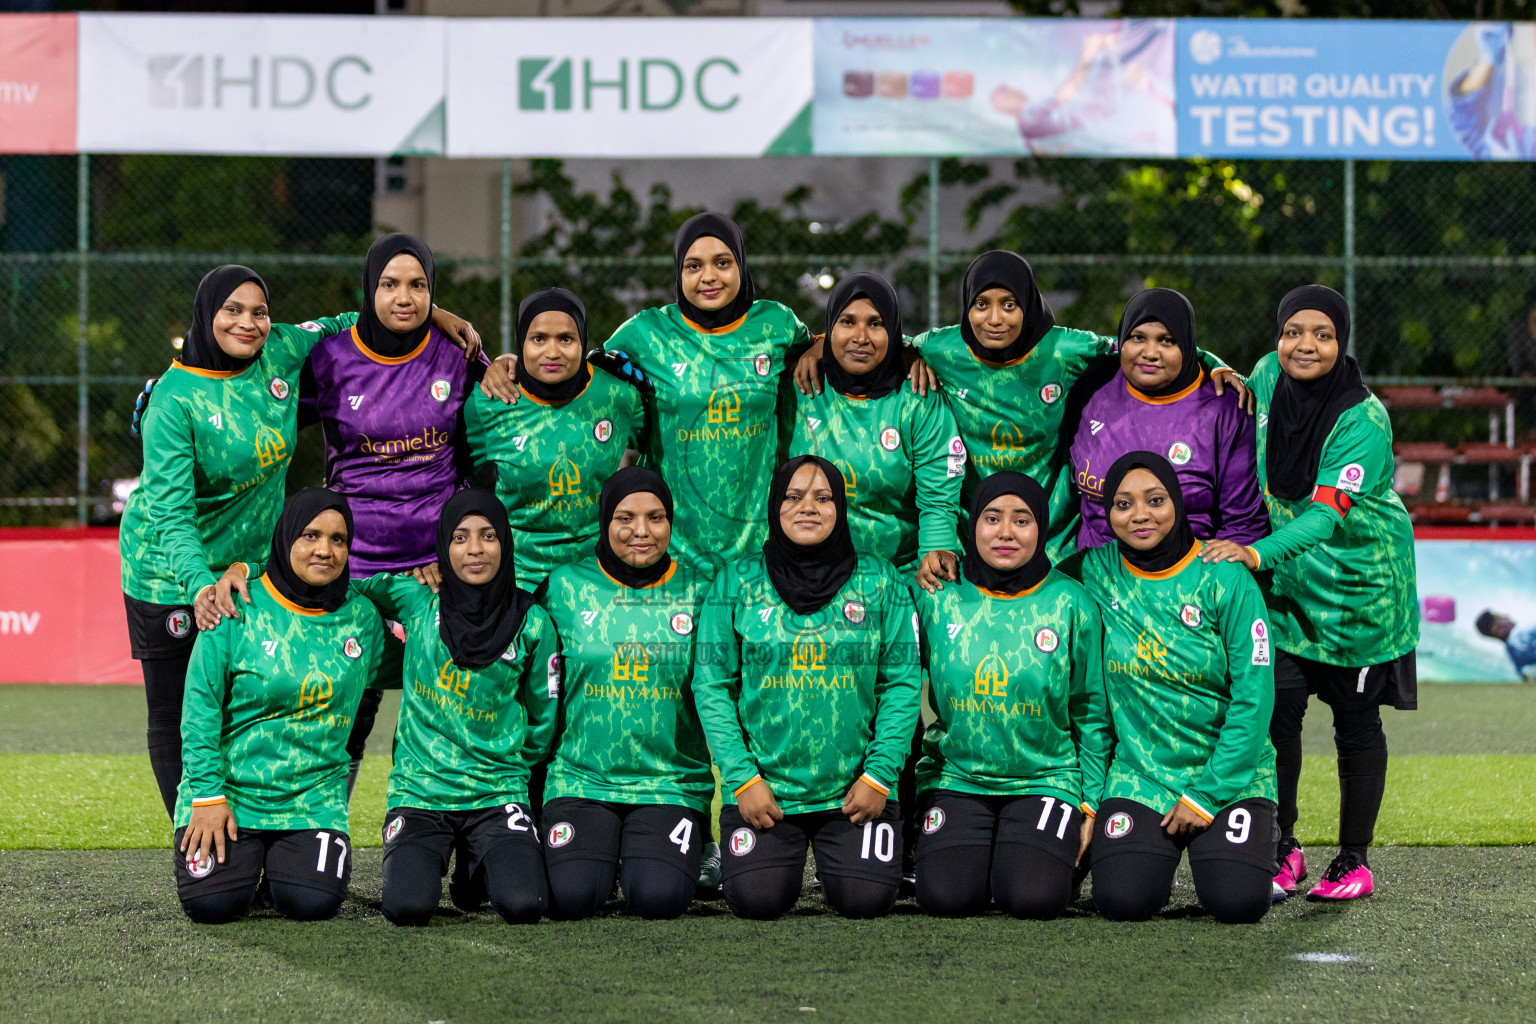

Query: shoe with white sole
[1272,838,1307,902]
[1306,850,1373,902]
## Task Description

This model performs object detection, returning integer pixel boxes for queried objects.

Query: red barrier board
[0,14,78,154]
[0,534,137,683]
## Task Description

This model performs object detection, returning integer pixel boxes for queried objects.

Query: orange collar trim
[261,574,326,616]
[967,344,1031,369]
[351,324,432,365]
[680,312,748,336]
[517,376,592,407]
[172,359,249,380]
[596,558,678,590]
[978,577,1046,600]
[1126,368,1205,406]
[1122,541,1202,581]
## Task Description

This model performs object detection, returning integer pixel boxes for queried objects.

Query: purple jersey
[303,325,484,576]
[1069,369,1268,550]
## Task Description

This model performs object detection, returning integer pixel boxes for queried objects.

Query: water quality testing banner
[812,18,1177,157]
[74,14,449,156]
[1177,20,1536,160]
[1416,540,1536,683]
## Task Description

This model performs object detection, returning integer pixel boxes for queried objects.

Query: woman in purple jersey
[1064,287,1267,551]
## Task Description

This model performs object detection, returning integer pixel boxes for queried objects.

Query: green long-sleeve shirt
[786,384,965,572]
[174,574,391,833]
[1247,353,1419,667]
[538,557,715,813]
[692,552,921,814]
[914,571,1112,812]
[352,573,559,811]
[1074,542,1277,819]
[462,369,645,590]
[120,313,358,605]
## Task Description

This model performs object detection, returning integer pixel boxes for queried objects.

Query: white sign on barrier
[76,14,447,155]
[445,18,813,157]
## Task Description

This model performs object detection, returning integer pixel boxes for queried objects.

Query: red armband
[1310,485,1354,517]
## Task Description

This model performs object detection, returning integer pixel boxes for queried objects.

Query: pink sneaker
[1306,851,1373,901]
[1272,839,1307,901]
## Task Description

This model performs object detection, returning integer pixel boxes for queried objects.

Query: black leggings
[1271,687,1388,854]
[547,857,696,921]
[142,652,192,817]
[1092,854,1272,925]
[183,882,342,925]
[726,867,894,920]
[917,842,1075,919]
[382,840,547,926]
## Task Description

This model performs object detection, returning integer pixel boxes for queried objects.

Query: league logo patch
[343,637,362,659]
[843,600,867,625]
[1337,463,1365,493]
[500,644,519,662]
[754,353,772,377]
[165,610,192,639]
[430,379,451,403]
[1167,441,1193,466]
[879,427,901,452]
[1251,619,1271,666]
[922,808,946,835]
[385,816,404,844]
[729,827,756,856]
[268,378,290,401]
[1039,383,1062,404]
[593,418,614,443]
[186,849,215,879]
[670,612,694,636]
[1105,812,1134,839]
[547,822,575,848]
[1034,627,1060,653]
[946,435,967,478]
[1180,604,1202,629]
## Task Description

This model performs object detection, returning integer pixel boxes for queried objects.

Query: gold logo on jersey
[436,659,469,698]
[613,641,649,683]
[791,629,826,672]
[254,426,287,469]
[973,653,1009,697]
[298,671,333,708]
[548,450,581,497]
[1135,631,1168,668]
[707,386,741,424]
[990,420,1025,451]
[833,459,858,500]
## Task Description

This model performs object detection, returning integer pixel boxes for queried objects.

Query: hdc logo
[517,57,740,112]
[147,54,372,111]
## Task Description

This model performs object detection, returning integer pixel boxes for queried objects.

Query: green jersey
[463,369,645,590]
[786,384,965,572]
[352,573,560,812]
[538,558,715,813]
[175,574,391,833]
[1248,353,1419,667]
[693,553,921,815]
[1073,543,1277,820]
[121,314,359,604]
[914,572,1112,811]
[605,301,810,578]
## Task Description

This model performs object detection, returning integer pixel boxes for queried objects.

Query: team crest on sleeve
[753,353,772,377]
[670,612,695,636]
[343,637,362,659]
[296,320,323,332]
[922,807,946,834]
[187,849,215,878]
[729,827,756,856]
[1034,627,1059,653]
[947,435,966,478]
[593,418,614,443]
[430,379,452,403]
[547,822,575,848]
[843,601,867,625]
[1167,441,1193,466]
[268,378,290,401]
[500,643,519,662]
[547,653,561,698]
[1337,463,1365,493]
[1251,619,1271,666]
[1180,604,1203,629]
[1104,812,1134,838]
[1039,383,1062,404]
[165,610,192,639]
[385,815,404,843]
[879,427,901,452]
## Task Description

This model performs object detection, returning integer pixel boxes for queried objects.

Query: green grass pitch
[2,683,1533,1023]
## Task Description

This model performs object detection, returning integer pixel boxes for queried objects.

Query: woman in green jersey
[786,271,963,579]
[694,455,922,920]
[354,488,558,926]
[538,467,715,920]
[1080,453,1277,925]
[174,488,391,924]
[1202,285,1417,904]
[463,288,645,590]
[479,213,813,580]
[913,472,1110,919]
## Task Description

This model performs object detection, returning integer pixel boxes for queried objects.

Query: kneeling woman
[913,473,1111,919]
[694,456,921,920]
[174,489,392,924]
[538,468,714,920]
[354,489,559,926]
[1081,454,1277,925]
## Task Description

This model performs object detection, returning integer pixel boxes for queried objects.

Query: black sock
[141,653,191,818]
[1270,687,1308,841]
[1335,707,1387,858]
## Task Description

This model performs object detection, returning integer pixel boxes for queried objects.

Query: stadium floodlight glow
[817,272,835,290]
[171,336,184,350]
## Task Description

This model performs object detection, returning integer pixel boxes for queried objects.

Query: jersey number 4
[669,818,693,855]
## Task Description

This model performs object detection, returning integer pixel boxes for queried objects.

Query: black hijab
[180,265,268,373]
[959,250,1055,365]
[436,488,534,670]
[266,487,354,613]
[595,466,675,589]
[962,471,1053,596]
[357,233,436,359]
[673,212,756,330]
[1265,285,1371,501]
[1119,287,1202,399]
[1102,452,1197,575]
[821,272,907,400]
[515,287,591,404]
[762,455,858,616]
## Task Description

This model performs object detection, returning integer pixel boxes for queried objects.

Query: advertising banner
[1177,19,1536,160]
[76,14,448,156]
[0,14,77,154]
[0,536,137,685]
[812,18,1177,157]
[1416,540,1536,682]
[445,18,813,157]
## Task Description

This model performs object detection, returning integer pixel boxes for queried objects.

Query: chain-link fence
[3,152,1534,525]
